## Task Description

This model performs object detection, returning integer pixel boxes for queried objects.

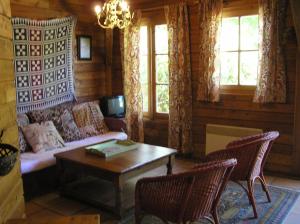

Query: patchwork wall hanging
[12,16,76,113]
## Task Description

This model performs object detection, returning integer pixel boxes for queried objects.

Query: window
[139,22,169,118]
[220,15,259,87]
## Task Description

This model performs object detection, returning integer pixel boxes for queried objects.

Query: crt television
[100,95,126,118]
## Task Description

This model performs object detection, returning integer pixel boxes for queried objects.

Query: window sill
[220,86,255,96]
[143,116,169,123]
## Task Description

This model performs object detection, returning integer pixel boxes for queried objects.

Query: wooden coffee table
[54,142,177,217]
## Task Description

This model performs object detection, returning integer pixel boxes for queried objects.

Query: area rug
[119,182,299,224]
[12,16,76,113]
[34,180,299,224]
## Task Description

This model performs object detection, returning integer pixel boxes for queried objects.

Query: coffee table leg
[114,177,124,218]
[56,159,66,190]
[167,156,173,175]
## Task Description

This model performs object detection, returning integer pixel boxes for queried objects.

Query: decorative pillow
[21,121,65,153]
[17,114,30,127]
[17,114,30,153]
[18,129,28,153]
[27,101,77,142]
[89,101,109,134]
[27,108,52,124]
[72,101,108,137]
[79,125,99,138]
[60,110,82,142]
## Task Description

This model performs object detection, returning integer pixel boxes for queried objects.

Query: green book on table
[85,139,138,158]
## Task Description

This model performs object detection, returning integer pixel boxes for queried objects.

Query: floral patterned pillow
[21,121,65,153]
[27,102,78,142]
[89,101,109,134]
[79,125,99,138]
[17,114,30,153]
[72,101,108,137]
[60,110,82,142]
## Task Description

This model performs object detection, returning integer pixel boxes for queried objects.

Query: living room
[1,0,300,223]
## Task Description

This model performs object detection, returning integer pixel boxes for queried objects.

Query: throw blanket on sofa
[12,16,76,113]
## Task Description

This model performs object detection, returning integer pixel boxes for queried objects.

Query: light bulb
[120,1,128,11]
[95,5,102,15]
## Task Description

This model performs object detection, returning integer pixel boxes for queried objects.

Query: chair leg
[212,207,220,224]
[247,180,258,219]
[135,212,143,224]
[259,174,271,202]
[135,216,141,224]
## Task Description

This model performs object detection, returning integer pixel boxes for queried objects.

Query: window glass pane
[142,84,149,112]
[155,24,168,54]
[241,15,259,50]
[156,55,169,84]
[240,51,258,85]
[221,17,239,51]
[140,55,148,84]
[220,52,239,85]
[156,85,169,113]
[140,26,148,55]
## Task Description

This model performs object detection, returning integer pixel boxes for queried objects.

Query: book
[85,140,138,158]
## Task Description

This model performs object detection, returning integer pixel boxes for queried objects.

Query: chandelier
[94,0,134,29]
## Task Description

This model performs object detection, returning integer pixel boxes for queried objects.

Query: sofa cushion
[20,132,128,174]
[22,121,65,153]
[72,101,108,136]
[27,101,77,142]
[17,114,30,153]
[60,110,82,142]
[79,125,99,138]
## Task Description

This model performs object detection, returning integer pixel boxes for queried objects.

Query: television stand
[114,114,125,118]
[104,117,127,133]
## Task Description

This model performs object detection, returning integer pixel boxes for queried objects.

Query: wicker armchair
[135,159,237,224]
[205,131,279,218]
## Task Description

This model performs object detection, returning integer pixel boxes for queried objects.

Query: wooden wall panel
[11,0,107,101]
[112,0,299,175]
[112,29,123,96]
[0,0,25,222]
[189,1,297,174]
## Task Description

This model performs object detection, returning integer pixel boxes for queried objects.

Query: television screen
[108,97,125,115]
[100,96,125,117]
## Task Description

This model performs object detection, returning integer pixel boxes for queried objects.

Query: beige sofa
[21,132,127,174]
[18,101,127,175]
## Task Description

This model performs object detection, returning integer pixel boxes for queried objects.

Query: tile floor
[24,159,300,224]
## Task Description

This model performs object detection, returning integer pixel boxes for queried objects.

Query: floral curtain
[165,3,193,154]
[120,11,144,142]
[197,0,223,102]
[254,0,288,103]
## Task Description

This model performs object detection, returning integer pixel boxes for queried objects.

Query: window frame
[220,8,259,95]
[140,13,169,120]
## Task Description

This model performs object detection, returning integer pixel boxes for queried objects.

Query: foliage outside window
[220,15,259,87]
[139,23,169,118]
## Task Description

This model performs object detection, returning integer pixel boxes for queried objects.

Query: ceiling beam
[290,0,300,50]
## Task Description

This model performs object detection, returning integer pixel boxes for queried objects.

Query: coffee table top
[54,143,177,174]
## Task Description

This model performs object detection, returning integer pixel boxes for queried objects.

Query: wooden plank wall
[10,0,107,101]
[112,29,124,96]
[113,0,298,175]
[0,0,25,222]
[191,0,297,175]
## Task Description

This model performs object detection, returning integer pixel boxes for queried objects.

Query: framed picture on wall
[77,35,92,60]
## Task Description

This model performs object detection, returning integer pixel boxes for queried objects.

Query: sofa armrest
[104,117,127,133]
